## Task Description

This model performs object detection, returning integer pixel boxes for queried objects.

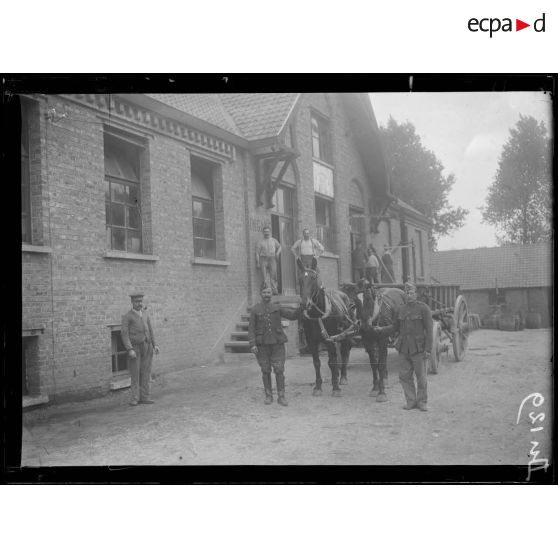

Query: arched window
[104,132,143,253]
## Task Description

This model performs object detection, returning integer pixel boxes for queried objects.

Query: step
[240,314,250,321]
[231,331,248,340]
[225,341,250,350]
[236,322,249,330]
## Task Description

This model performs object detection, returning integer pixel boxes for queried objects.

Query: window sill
[312,157,334,170]
[104,251,159,262]
[23,394,49,408]
[191,257,230,267]
[110,374,131,391]
[321,251,339,259]
[22,244,52,254]
[23,326,46,337]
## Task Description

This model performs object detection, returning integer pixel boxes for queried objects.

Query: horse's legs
[310,342,323,396]
[339,341,351,385]
[375,337,388,402]
[327,343,341,395]
[368,346,380,397]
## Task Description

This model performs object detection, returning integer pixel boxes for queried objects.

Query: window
[104,132,143,253]
[111,331,128,374]
[488,289,506,305]
[271,186,294,216]
[415,229,424,278]
[311,114,332,164]
[191,157,216,259]
[21,101,31,243]
[315,196,334,252]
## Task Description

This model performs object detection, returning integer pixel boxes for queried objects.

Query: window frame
[311,113,332,164]
[415,229,425,279]
[315,194,335,253]
[111,331,129,375]
[104,132,144,254]
[191,156,218,260]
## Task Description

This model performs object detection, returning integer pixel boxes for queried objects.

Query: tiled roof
[219,93,299,141]
[430,243,553,290]
[146,93,299,141]
[146,94,242,136]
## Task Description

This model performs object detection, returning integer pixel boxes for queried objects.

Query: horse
[298,257,358,396]
[358,281,406,402]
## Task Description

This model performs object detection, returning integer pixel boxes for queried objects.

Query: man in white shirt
[291,228,324,291]
[255,226,282,295]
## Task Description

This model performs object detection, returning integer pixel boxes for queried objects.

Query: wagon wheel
[452,295,469,361]
[428,321,442,374]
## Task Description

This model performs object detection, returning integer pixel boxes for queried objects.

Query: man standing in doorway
[380,282,433,411]
[365,245,380,284]
[255,226,281,295]
[248,285,303,406]
[121,293,160,406]
[352,239,367,281]
[291,228,324,290]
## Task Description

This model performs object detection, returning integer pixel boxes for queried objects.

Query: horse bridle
[300,268,330,319]
[301,266,359,343]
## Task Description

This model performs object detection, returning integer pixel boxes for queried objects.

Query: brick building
[431,243,553,327]
[21,92,431,404]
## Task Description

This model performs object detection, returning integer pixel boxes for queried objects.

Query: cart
[399,283,470,374]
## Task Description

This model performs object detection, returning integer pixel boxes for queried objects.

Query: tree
[379,117,468,248]
[482,115,552,245]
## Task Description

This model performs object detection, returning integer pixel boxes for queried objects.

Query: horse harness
[302,269,359,343]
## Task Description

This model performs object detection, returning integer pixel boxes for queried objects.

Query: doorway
[349,207,365,282]
[271,187,297,296]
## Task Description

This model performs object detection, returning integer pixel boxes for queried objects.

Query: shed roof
[430,243,553,290]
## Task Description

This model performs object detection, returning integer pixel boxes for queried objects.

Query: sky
[369,91,553,251]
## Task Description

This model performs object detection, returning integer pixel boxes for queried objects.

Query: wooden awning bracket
[255,146,298,208]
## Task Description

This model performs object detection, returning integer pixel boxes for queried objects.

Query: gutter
[124,93,250,148]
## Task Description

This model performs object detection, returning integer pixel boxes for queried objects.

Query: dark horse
[358,281,406,402]
[298,257,358,396]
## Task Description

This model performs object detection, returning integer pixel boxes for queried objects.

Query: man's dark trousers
[399,352,427,406]
[128,340,153,404]
[256,344,286,395]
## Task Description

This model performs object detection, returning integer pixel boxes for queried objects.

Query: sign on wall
[313,161,334,198]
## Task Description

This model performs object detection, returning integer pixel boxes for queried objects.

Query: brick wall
[22,95,249,401]
[22,92,401,401]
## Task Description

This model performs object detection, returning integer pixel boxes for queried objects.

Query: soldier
[121,292,160,406]
[378,281,433,411]
[248,285,303,406]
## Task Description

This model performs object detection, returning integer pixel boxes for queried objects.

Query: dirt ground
[21,328,553,468]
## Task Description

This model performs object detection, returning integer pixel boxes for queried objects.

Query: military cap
[129,292,144,299]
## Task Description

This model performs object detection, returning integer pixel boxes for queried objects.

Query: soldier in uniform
[380,281,433,411]
[121,292,160,406]
[248,285,303,406]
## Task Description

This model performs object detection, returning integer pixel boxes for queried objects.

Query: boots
[276,373,288,406]
[262,374,273,405]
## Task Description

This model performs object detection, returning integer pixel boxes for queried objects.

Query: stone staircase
[223,295,301,363]
[222,311,252,363]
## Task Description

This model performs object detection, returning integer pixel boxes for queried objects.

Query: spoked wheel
[452,295,469,361]
[428,321,442,374]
